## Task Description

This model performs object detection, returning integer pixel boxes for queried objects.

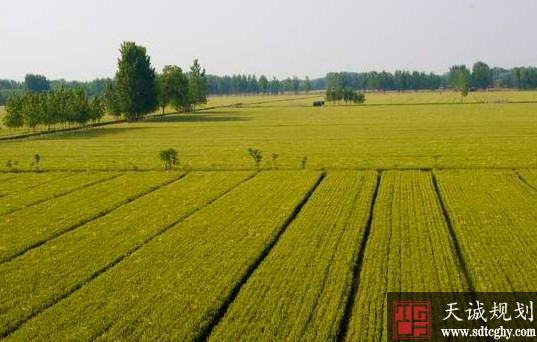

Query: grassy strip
[344,171,468,342]
[0,171,183,263]
[0,172,120,216]
[207,171,377,341]
[5,171,320,341]
[434,170,537,291]
[0,172,67,197]
[0,171,253,338]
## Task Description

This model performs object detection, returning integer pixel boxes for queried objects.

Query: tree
[304,76,311,93]
[258,75,269,95]
[24,74,50,93]
[89,96,105,123]
[102,80,121,117]
[3,95,24,129]
[188,59,207,111]
[472,61,492,89]
[159,148,179,170]
[115,41,157,121]
[353,92,366,104]
[157,65,189,114]
[449,65,471,102]
[291,76,300,94]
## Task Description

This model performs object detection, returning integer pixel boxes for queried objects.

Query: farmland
[2,92,537,171]
[1,93,537,341]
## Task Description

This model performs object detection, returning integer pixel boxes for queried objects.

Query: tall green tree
[3,95,24,129]
[102,80,120,117]
[115,41,157,121]
[449,65,471,102]
[471,61,492,89]
[187,59,207,111]
[24,74,50,93]
[157,65,189,113]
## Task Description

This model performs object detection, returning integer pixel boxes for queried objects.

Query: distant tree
[102,80,121,117]
[471,61,492,89]
[353,92,366,104]
[157,65,189,114]
[270,78,280,95]
[291,76,300,94]
[449,65,471,102]
[258,75,269,95]
[115,41,158,121]
[188,59,207,111]
[89,96,105,123]
[304,76,311,93]
[24,74,50,93]
[3,95,24,129]
[159,148,179,170]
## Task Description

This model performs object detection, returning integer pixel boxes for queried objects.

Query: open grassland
[1,101,537,170]
[1,168,537,340]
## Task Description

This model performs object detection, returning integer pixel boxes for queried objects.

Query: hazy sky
[1,0,536,81]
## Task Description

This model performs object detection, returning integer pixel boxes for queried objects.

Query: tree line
[2,41,208,129]
[326,62,537,92]
[206,75,325,95]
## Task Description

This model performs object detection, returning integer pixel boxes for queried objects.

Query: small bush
[247,148,263,169]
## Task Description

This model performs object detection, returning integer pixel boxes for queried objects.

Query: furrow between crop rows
[0,172,69,197]
[206,171,378,342]
[434,170,537,291]
[0,171,183,264]
[343,171,468,342]
[0,172,121,216]
[4,171,320,342]
[0,171,253,338]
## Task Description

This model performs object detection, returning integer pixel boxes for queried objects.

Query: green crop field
[1,92,537,341]
[2,91,537,171]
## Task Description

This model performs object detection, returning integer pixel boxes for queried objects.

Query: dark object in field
[313,101,325,107]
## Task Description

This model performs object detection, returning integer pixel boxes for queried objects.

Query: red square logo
[393,301,431,339]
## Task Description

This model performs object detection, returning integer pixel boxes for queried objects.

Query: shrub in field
[247,148,263,169]
[159,148,179,170]
[301,156,307,169]
[271,153,279,169]
[30,154,41,170]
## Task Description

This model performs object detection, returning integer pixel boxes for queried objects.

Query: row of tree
[3,88,104,129]
[206,75,325,95]
[2,41,209,128]
[325,62,537,92]
[99,42,207,121]
[0,76,110,105]
[325,88,366,105]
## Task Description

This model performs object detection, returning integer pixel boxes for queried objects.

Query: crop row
[5,171,321,341]
[434,170,537,291]
[207,171,378,341]
[0,171,182,263]
[517,169,537,189]
[0,171,119,216]
[344,171,468,341]
[0,172,66,197]
[0,171,252,337]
